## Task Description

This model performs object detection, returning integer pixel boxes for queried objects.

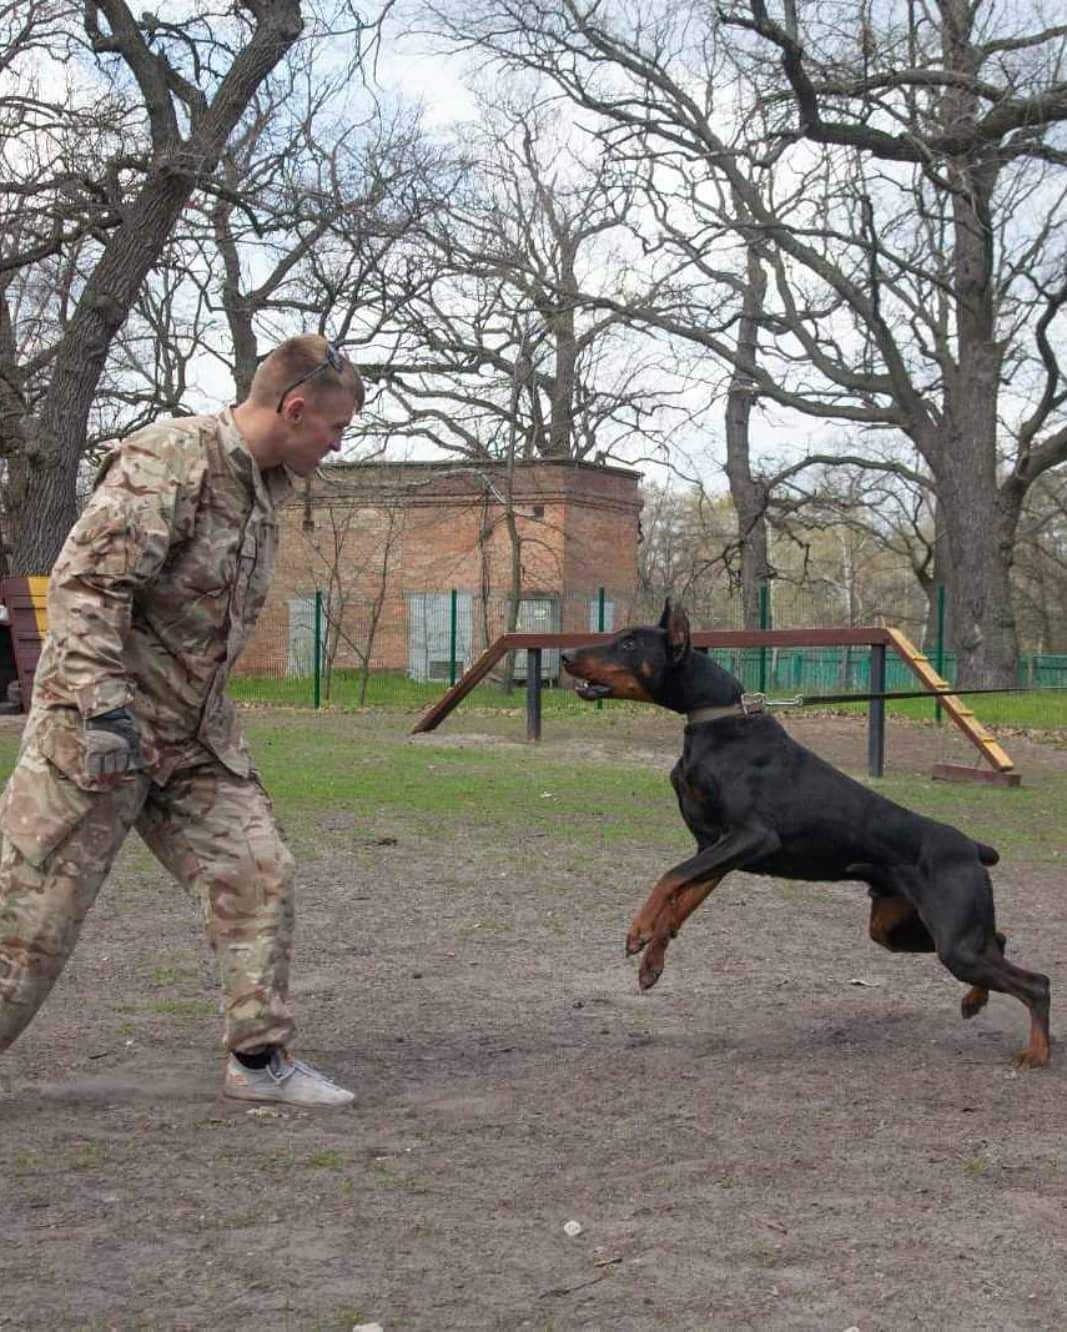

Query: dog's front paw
[628,898,679,956]
[1012,1046,1050,1070]
[638,935,668,990]
[626,918,653,956]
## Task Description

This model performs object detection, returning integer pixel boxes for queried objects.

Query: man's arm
[47,426,203,719]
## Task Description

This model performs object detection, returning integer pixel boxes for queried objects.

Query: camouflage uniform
[0,409,295,1055]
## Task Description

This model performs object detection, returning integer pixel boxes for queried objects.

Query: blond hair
[250,335,364,411]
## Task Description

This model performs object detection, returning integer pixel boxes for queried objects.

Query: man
[0,335,362,1107]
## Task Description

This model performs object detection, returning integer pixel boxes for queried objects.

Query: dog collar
[687,693,766,725]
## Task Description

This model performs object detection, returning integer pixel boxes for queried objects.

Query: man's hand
[85,707,146,779]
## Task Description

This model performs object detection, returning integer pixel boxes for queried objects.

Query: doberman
[561,601,1051,1068]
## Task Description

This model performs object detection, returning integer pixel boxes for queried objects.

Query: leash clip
[740,692,767,715]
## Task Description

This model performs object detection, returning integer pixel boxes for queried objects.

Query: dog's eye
[620,638,636,653]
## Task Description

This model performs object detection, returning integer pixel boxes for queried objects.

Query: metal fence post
[868,641,886,778]
[758,580,769,693]
[449,587,458,687]
[934,583,945,726]
[313,589,323,709]
[596,585,606,711]
[526,648,542,741]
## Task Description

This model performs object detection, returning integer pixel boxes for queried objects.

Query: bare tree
[362,94,677,468]
[297,472,406,704]
[1013,472,1067,652]
[0,0,382,573]
[431,0,1067,684]
[196,42,450,402]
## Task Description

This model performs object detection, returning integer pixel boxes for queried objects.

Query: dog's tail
[976,841,999,866]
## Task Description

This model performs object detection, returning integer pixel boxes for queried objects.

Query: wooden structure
[0,576,49,710]
[884,628,1019,786]
[412,626,1020,784]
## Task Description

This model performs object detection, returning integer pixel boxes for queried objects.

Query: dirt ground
[2,709,1067,1331]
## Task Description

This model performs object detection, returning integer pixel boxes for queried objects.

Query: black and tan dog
[561,601,1050,1067]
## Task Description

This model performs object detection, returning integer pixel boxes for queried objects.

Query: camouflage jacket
[28,409,292,787]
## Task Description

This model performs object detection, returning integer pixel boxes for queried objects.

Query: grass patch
[243,713,1067,864]
[229,664,1067,730]
[307,1149,345,1170]
[827,691,1067,730]
[1,705,1063,866]
[247,714,683,851]
[66,1141,107,1171]
[229,669,615,716]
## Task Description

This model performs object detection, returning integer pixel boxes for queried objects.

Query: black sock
[234,1045,274,1070]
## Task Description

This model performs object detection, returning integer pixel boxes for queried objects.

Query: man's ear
[666,603,690,665]
[658,597,672,630]
[281,395,306,424]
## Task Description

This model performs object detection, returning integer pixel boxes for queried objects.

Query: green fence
[228,587,1067,714]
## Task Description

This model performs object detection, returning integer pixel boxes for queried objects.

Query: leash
[760,685,1050,709]
[688,684,1060,726]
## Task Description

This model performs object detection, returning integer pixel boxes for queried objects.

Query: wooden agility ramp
[884,628,1019,786]
[412,625,1020,785]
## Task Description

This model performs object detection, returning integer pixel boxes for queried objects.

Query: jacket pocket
[0,744,96,869]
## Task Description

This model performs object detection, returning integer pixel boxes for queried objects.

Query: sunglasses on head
[276,342,344,414]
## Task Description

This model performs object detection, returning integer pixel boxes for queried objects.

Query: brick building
[241,457,643,681]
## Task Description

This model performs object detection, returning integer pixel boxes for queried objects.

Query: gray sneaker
[224,1049,354,1107]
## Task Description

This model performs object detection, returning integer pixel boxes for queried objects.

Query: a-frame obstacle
[885,628,1019,786]
[413,626,1020,785]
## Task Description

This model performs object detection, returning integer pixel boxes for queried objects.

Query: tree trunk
[724,238,771,630]
[9,170,192,572]
[938,438,1021,686]
[214,192,260,402]
[932,7,1016,685]
[919,501,949,653]
[544,240,578,459]
[5,0,303,573]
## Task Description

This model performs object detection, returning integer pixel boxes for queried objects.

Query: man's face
[278,387,360,476]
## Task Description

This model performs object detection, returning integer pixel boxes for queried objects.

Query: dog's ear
[658,597,672,630]
[666,603,690,664]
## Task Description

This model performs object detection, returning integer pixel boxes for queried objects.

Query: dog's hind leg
[938,935,1050,1068]
[626,825,779,961]
[638,875,725,991]
[960,931,1007,1020]
[915,859,1050,1066]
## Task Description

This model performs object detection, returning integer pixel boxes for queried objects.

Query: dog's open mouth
[576,682,613,701]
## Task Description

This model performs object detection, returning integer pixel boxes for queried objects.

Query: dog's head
[561,600,743,712]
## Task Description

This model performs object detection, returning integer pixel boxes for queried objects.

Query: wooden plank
[931,763,1022,788]
[413,622,1021,772]
[690,627,892,649]
[885,628,1016,773]
[410,638,510,733]
[485,628,893,650]
[412,625,896,735]
[26,575,49,633]
[2,575,49,712]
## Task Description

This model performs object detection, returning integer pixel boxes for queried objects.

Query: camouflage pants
[0,743,295,1056]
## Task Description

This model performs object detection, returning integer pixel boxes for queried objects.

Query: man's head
[235,335,365,476]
